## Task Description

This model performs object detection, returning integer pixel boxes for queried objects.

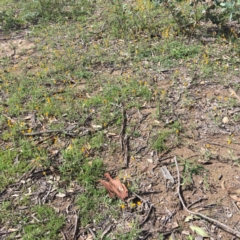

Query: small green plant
[181,160,204,188]
[0,10,24,31]
[77,185,106,227]
[23,205,64,240]
[114,220,141,240]
[217,0,240,22]
[152,130,171,152]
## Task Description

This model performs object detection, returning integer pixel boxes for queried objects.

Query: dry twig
[187,197,208,209]
[119,104,129,168]
[174,156,240,238]
[100,224,113,240]
[23,129,76,137]
[132,192,154,226]
[61,231,67,240]
[204,141,238,151]
[73,214,79,240]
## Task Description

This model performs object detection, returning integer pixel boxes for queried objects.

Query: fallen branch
[174,156,240,238]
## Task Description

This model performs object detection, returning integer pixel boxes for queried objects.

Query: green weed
[181,160,205,188]
[22,205,64,240]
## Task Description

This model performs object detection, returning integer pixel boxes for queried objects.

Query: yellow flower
[137,201,142,205]
[67,145,73,150]
[206,144,210,148]
[53,137,58,144]
[131,203,136,208]
[120,204,126,209]
[7,119,13,127]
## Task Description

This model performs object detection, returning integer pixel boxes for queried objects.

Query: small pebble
[222,116,229,124]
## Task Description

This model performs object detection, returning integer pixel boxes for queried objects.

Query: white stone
[222,116,229,124]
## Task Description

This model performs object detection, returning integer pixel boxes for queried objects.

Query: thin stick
[23,130,75,137]
[87,228,96,238]
[204,141,238,151]
[73,214,78,240]
[0,229,18,236]
[119,104,129,168]
[231,200,240,213]
[61,231,67,240]
[132,192,147,203]
[139,204,153,226]
[123,134,129,168]
[100,224,113,240]
[174,156,240,238]
[132,192,154,226]
[187,197,208,210]
[163,210,176,225]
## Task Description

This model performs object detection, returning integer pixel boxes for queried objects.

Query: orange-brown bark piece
[99,173,128,201]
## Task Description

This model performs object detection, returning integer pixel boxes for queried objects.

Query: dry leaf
[161,166,174,183]
[99,173,128,201]
[86,234,93,240]
[24,115,32,120]
[91,124,102,130]
[190,225,209,237]
[56,192,66,198]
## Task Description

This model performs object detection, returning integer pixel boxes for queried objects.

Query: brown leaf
[99,173,128,201]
